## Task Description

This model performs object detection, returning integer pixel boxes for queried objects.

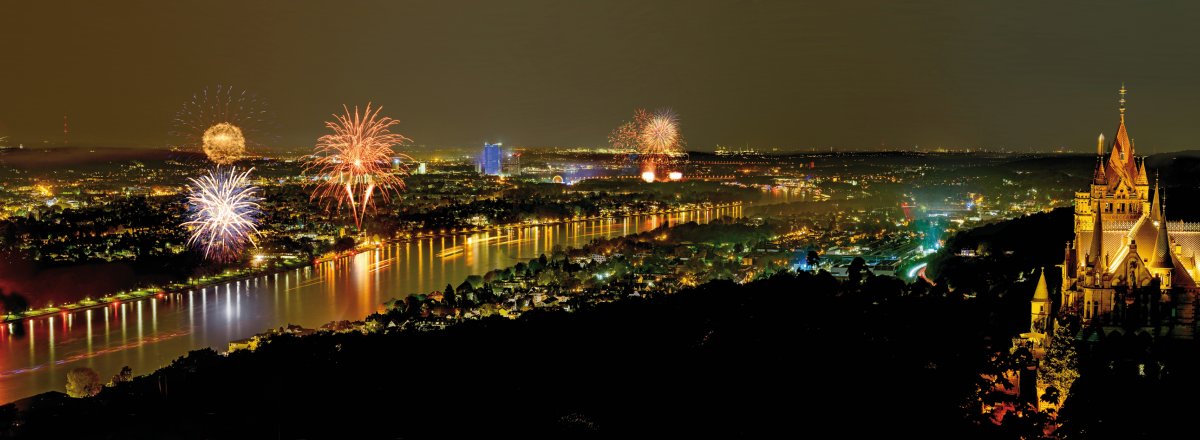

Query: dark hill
[1,272,996,439]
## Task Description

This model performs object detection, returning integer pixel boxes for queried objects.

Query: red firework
[306,103,411,228]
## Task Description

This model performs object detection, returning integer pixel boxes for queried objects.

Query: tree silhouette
[848,257,867,286]
[0,290,29,316]
[443,283,457,306]
[108,366,133,387]
[332,236,357,253]
[806,250,820,270]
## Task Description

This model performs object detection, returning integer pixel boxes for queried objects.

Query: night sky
[3,0,1200,152]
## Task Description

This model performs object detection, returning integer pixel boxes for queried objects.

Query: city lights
[3,3,1191,436]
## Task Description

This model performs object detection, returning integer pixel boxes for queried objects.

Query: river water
[0,205,741,403]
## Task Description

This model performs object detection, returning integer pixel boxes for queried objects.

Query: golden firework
[202,123,246,165]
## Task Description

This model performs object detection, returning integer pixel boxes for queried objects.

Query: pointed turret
[1062,241,1077,308]
[1150,205,1173,269]
[1108,123,1137,182]
[1107,85,1138,185]
[1030,269,1052,335]
[1093,158,1107,185]
[1064,241,1076,277]
[1033,270,1050,302]
[1136,159,1148,185]
[1090,200,1104,265]
[1151,177,1162,223]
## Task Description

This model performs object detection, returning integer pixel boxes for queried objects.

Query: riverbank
[2,202,743,323]
[1,269,989,439]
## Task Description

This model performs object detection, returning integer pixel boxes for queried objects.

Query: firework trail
[306,103,411,229]
[183,166,262,262]
[173,85,270,163]
[608,108,651,156]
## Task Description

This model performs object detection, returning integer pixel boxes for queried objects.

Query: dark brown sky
[3,0,1200,152]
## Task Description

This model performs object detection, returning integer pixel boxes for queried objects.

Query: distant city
[7,0,1200,437]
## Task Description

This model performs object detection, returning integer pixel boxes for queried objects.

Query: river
[0,204,742,403]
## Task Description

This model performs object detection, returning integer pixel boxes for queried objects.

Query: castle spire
[1150,204,1173,269]
[1151,173,1162,223]
[1030,269,1052,335]
[1033,270,1050,301]
[1090,200,1104,270]
[1107,85,1137,184]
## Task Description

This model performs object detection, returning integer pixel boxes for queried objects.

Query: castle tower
[1061,241,1077,309]
[1148,189,1174,288]
[1136,159,1149,202]
[1089,199,1105,278]
[1150,177,1162,223]
[1031,270,1051,336]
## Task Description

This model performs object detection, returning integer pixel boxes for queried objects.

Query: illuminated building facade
[480,142,502,176]
[1053,87,1200,340]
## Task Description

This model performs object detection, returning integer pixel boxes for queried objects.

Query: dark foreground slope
[2,273,998,439]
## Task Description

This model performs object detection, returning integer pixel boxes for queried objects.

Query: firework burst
[306,103,411,228]
[183,167,262,262]
[610,108,686,179]
[640,109,682,156]
[201,122,246,165]
[173,85,270,163]
[608,108,651,156]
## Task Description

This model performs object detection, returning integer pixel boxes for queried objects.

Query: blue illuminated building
[480,142,502,175]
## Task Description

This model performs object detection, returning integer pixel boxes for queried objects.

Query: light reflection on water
[0,206,739,403]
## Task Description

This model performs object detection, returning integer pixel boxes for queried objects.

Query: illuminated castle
[1051,86,1200,340]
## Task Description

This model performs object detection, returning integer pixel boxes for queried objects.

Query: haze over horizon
[4,1,1200,152]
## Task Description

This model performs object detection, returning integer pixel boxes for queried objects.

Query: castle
[1038,86,1200,342]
